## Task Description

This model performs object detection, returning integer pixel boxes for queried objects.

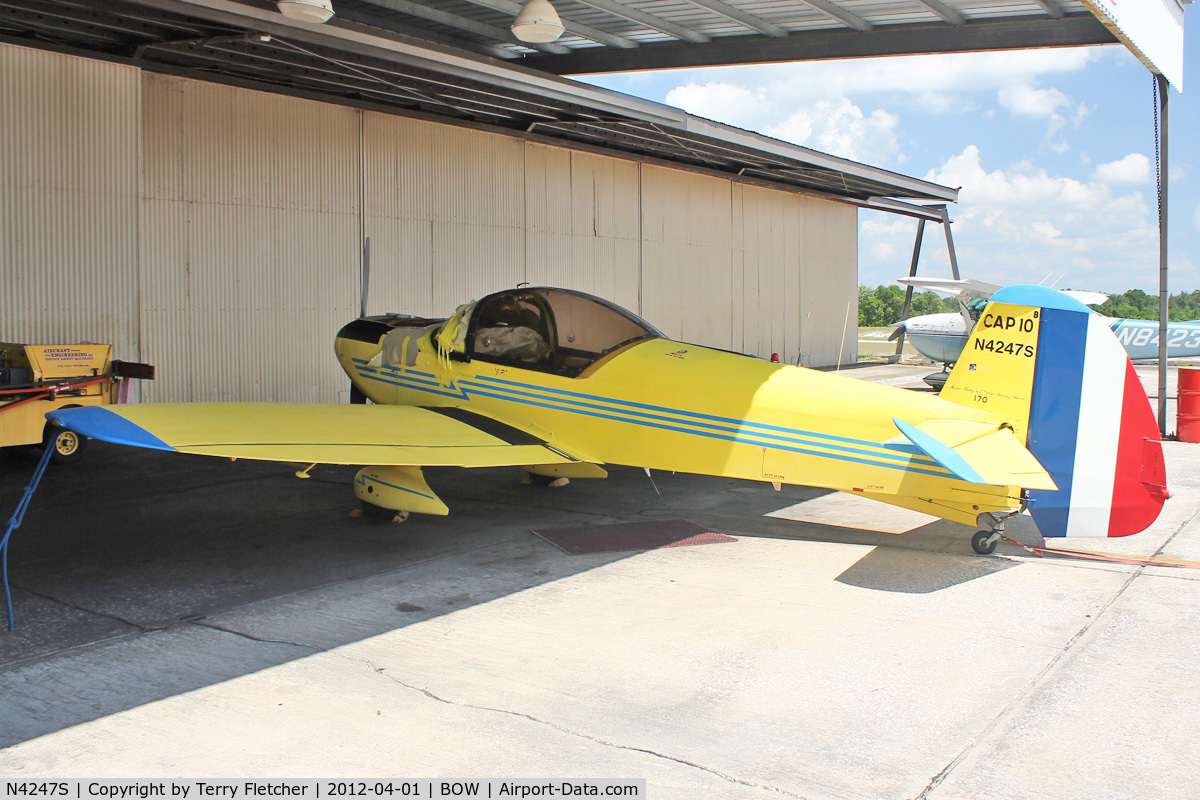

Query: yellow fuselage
[336,332,1019,526]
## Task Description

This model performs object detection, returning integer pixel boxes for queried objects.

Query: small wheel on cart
[43,425,87,464]
[971,530,998,555]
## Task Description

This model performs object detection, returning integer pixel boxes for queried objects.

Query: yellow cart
[0,343,153,463]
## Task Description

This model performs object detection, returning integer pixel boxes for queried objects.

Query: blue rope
[2,434,56,632]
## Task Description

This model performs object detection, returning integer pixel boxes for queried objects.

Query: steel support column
[893,218,926,359]
[941,208,960,280]
[1157,73,1169,437]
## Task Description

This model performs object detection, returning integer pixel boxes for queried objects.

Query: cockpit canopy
[467,288,662,377]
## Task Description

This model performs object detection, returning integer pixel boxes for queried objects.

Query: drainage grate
[531,518,737,555]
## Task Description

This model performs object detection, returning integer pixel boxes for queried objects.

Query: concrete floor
[1,363,1197,798]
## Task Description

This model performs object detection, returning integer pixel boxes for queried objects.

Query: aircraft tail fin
[939,285,1167,538]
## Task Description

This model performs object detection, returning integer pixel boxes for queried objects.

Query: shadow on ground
[0,443,1032,746]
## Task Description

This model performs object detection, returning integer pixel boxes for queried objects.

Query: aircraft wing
[898,278,1108,308]
[896,277,1001,300]
[1061,290,1109,306]
[47,403,591,467]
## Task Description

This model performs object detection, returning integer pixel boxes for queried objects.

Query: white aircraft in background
[892,278,1200,383]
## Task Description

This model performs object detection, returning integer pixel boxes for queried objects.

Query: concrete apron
[0,363,1197,799]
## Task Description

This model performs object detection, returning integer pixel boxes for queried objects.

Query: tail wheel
[44,426,87,464]
[971,530,999,555]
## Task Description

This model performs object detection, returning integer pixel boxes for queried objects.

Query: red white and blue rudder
[953,285,1168,538]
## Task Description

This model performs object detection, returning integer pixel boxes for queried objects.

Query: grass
[856,327,924,361]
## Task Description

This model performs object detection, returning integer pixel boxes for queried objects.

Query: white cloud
[860,145,1159,290]
[766,99,901,165]
[666,85,901,166]
[1093,153,1152,185]
[661,49,1095,166]
[992,83,1089,153]
[914,92,969,115]
[998,84,1070,118]
[665,81,759,126]
[1030,220,1062,242]
[1170,255,1200,290]
[669,48,1095,107]
[869,242,898,262]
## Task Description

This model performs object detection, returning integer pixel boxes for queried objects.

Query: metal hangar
[0,0,1183,401]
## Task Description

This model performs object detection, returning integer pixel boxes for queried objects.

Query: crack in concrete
[10,584,159,633]
[190,619,325,652]
[913,505,1200,800]
[341,654,818,800]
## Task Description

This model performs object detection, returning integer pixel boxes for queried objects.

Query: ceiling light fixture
[511,0,564,43]
[277,0,335,24]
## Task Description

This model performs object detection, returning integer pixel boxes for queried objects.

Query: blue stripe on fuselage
[358,360,940,466]
[349,358,958,481]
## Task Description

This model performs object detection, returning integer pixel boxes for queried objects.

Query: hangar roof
[1,1,1181,206]
[0,0,966,204]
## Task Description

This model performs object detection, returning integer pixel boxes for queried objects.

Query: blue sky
[576,12,1198,294]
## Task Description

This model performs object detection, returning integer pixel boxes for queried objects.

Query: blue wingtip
[46,407,175,452]
[893,418,986,485]
[991,284,1093,314]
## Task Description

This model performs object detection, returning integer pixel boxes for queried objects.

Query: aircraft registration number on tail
[941,303,1041,441]
[974,339,1035,358]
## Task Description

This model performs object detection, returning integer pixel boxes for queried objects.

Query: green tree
[862,284,1200,326]
[858,294,885,327]
[858,285,959,326]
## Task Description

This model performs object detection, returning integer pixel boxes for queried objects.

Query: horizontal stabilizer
[893,418,1056,491]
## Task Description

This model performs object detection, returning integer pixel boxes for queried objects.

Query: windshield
[468,288,661,377]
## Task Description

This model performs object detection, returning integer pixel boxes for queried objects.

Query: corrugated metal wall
[640,165,737,348]
[800,196,858,367]
[2,43,862,404]
[0,43,140,357]
[524,145,641,314]
[140,74,361,402]
[364,112,527,318]
[737,184,803,364]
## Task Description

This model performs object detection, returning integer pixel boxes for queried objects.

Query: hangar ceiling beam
[532,15,1118,73]
[190,42,548,121]
[909,0,965,26]
[451,0,639,48]
[679,0,788,38]
[800,0,874,32]
[331,4,515,58]
[352,0,572,54]
[172,36,602,124]
[119,0,684,124]
[570,0,711,43]
[0,0,204,44]
[1032,0,1066,19]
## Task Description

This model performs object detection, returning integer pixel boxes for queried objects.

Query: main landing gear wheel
[971,530,999,556]
[523,472,569,488]
[350,501,410,524]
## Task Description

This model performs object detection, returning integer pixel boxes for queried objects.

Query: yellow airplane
[49,285,1167,554]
